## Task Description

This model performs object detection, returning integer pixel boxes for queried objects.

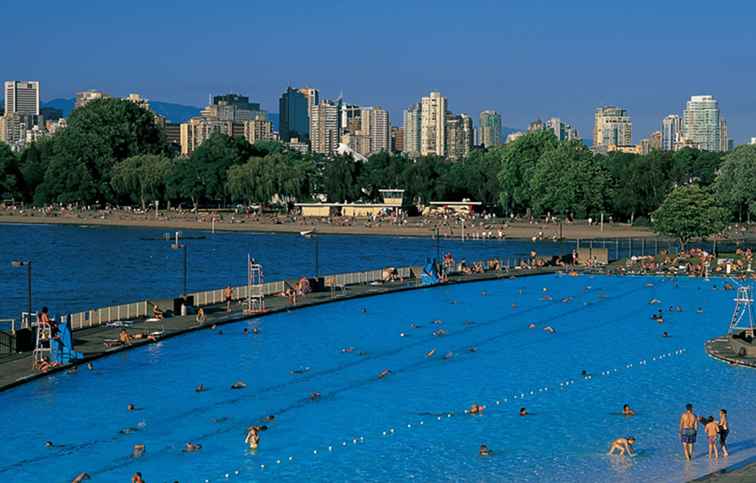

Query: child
[705,416,720,460]
[608,436,636,456]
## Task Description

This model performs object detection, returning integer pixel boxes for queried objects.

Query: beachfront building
[682,95,721,152]
[479,110,501,147]
[295,189,405,218]
[593,106,632,148]
[310,100,341,156]
[403,103,421,156]
[423,200,483,217]
[420,91,447,156]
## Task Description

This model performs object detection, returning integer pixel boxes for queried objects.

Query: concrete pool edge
[691,456,756,482]
[0,267,562,394]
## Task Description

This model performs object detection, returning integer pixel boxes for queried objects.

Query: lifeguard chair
[244,255,266,314]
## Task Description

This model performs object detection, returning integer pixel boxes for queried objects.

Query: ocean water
[0,273,753,482]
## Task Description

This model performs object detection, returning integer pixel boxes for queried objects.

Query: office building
[546,117,579,141]
[243,118,274,145]
[180,118,237,156]
[297,87,319,117]
[528,119,544,133]
[75,89,110,109]
[683,95,721,152]
[310,100,340,155]
[201,93,264,122]
[661,114,682,151]
[420,91,447,156]
[340,104,362,133]
[4,81,40,116]
[391,127,404,153]
[445,113,473,160]
[403,103,421,156]
[719,117,730,152]
[593,106,632,147]
[0,114,25,149]
[479,110,502,147]
[279,87,310,142]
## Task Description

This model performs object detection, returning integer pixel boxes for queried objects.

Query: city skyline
[2,1,754,143]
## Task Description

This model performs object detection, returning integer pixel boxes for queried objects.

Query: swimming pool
[1,274,754,482]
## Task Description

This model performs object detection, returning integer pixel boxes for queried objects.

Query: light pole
[170,232,188,296]
[301,229,320,277]
[11,260,32,327]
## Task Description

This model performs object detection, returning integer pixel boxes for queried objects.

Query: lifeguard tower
[244,255,266,314]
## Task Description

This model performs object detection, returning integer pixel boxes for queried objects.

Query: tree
[713,145,756,222]
[601,150,672,223]
[322,155,362,202]
[529,141,609,219]
[0,142,20,199]
[652,185,728,251]
[18,141,51,201]
[496,130,559,214]
[35,157,97,205]
[111,154,173,209]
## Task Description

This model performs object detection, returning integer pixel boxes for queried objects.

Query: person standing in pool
[704,416,719,460]
[679,403,698,460]
[245,426,260,450]
[718,409,729,457]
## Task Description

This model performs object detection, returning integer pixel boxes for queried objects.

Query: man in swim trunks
[679,403,698,460]
[225,285,233,312]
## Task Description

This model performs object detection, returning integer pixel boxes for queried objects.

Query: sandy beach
[0,210,664,239]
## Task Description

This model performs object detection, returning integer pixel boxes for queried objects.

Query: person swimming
[71,472,91,483]
[183,441,202,452]
[426,348,437,358]
[127,403,137,412]
[252,327,260,335]
[119,427,139,435]
[528,322,536,329]
[309,392,321,401]
[543,326,556,334]
[479,444,493,456]
[261,415,275,423]
[245,426,260,450]
[243,328,249,336]
[231,380,247,389]
[443,352,454,360]
[432,328,448,337]
[581,370,591,378]
[623,404,636,416]
[432,319,443,325]
[195,384,207,393]
[132,443,146,458]
[468,346,477,353]
[662,331,670,338]
[289,367,311,375]
[44,440,54,448]
[341,346,354,353]
[608,436,636,456]
[469,404,485,415]
[378,368,391,379]
[86,362,94,370]
[519,407,528,416]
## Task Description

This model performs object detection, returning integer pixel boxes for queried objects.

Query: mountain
[501,126,520,139]
[150,101,201,123]
[44,98,75,117]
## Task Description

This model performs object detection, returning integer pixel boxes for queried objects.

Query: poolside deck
[0,267,558,392]
[704,336,756,369]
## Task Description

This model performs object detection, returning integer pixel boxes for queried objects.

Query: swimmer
[649,298,661,305]
[581,370,590,378]
[261,415,275,423]
[309,392,321,401]
[231,380,247,389]
[432,319,443,325]
[289,367,311,375]
[210,324,217,330]
[512,303,518,309]
[340,346,354,353]
[72,472,91,483]
[252,327,260,335]
[217,330,224,335]
[696,307,704,314]
[132,443,146,458]
[468,346,477,353]
[195,384,207,393]
[608,436,636,456]
[528,323,536,329]
[432,328,448,337]
[361,307,368,314]
[86,362,94,370]
[479,444,493,456]
[400,332,408,337]
[410,323,420,329]
[183,441,202,452]
[443,351,454,360]
[662,331,669,338]
[67,365,78,374]
[519,407,528,416]
[378,368,391,379]
[127,403,137,412]
[543,326,556,334]
[119,427,139,435]
[426,348,437,358]
[243,328,248,336]
[469,404,485,415]
[623,404,636,416]
[131,472,144,483]
[245,426,261,450]
[44,440,54,448]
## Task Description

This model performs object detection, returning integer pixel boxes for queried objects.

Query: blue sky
[5,0,755,142]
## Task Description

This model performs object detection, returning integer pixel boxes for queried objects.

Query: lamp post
[170,232,188,297]
[11,260,32,327]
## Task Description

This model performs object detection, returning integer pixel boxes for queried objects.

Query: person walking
[719,409,729,457]
[679,403,698,460]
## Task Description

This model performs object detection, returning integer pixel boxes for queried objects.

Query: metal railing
[68,302,150,331]
[0,319,16,335]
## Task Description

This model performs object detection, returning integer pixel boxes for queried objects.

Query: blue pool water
[0,274,754,482]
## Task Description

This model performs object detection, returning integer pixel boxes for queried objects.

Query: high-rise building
[201,94,264,122]
[297,88,319,117]
[546,117,579,141]
[75,89,110,109]
[310,100,341,155]
[279,87,310,143]
[0,114,26,149]
[420,91,447,156]
[593,106,632,147]
[403,103,421,156]
[361,106,390,155]
[179,118,238,156]
[479,110,502,147]
[340,104,361,133]
[661,114,682,151]
[445,113,474,160]
[719,117,730,152]
[528,119,544,132]
[243,118,274,145]
[4,81,40,116]
[683,95,721,152]
[391,127,404,153]
[649,131,662,151]
[751,137,756,145]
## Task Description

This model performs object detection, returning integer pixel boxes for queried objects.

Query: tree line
[1,98,755,226]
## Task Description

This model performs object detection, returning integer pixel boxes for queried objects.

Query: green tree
[322,155,362,202]
[496,130,559,214]
[652,185,728,251]
[36,157,97,205]
[111,154,173,209]
[601,150,672,223]
[402,156,450,205]
[359,152,410,201]
[713,145,756,222]
[0,142,21,199]
[529,141,609,219]
[669,148,722,186]
[18,141,51,201]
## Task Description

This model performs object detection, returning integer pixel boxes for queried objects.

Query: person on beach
[623,404,635,416]
[151,304,163,320]
[608,437,636,456]
[719,409,729,457]
[225,285,233,312]
[679,403,698,460]
[704,416,720,460]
